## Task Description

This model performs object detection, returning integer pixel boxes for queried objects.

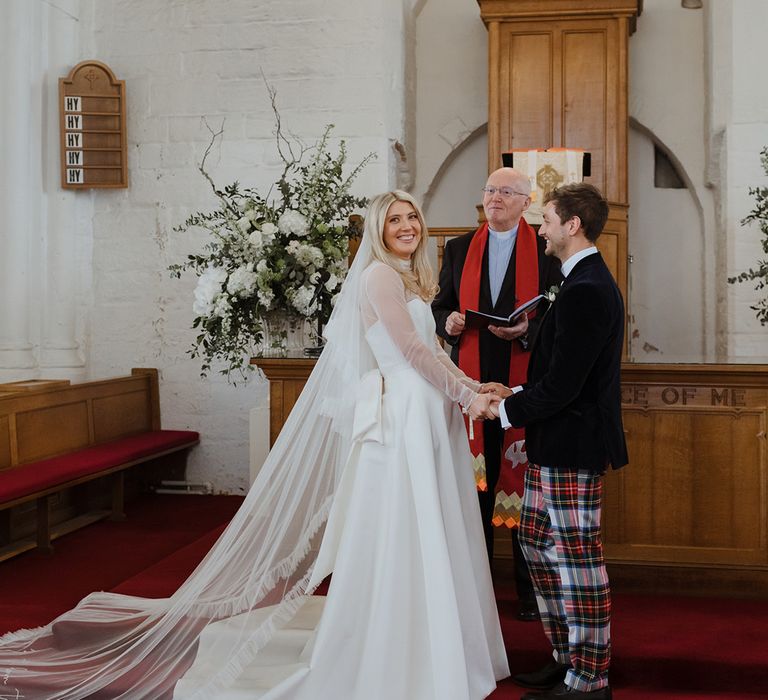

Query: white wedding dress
[175,261,509,699]
[0,260,508,700]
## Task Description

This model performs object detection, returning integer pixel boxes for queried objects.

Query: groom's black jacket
[503,252,628,472]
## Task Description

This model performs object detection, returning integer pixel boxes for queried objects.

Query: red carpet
[0,493,766,699]
[491,583,768,699]
[0,493,242,632]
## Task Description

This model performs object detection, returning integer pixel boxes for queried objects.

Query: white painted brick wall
[83,0,405,492]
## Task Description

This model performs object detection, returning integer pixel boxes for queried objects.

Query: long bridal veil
[0,227,379,699]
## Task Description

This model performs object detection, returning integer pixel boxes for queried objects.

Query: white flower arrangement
[170,101,375,379]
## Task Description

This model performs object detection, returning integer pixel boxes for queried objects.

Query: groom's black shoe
[517,597,540,622]
[513,660,570,689]
[521,681,612,700]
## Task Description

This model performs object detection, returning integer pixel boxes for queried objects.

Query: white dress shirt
[488,225,518,307]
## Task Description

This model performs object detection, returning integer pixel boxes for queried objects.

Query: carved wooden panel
[15,402,91,464]
[604,364,768,569]
[499,30,553,151]
[478,0,639,316]
[0,417,10,470]
[93,390,152,442]
[488,18,628,203]
[251,358,317,446]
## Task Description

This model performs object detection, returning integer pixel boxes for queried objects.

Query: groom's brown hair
[544,183,609,242]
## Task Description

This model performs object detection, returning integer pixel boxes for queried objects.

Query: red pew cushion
[0,430,199,504]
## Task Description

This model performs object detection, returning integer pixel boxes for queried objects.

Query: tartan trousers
[519,464,611,692]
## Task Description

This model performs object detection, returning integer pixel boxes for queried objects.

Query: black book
[464,294,547,330]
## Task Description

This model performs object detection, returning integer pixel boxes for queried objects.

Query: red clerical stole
[457,219,538,528]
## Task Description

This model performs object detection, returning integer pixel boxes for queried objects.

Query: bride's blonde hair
[364,190,438,301]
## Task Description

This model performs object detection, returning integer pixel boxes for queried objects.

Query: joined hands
[467,382,512,421]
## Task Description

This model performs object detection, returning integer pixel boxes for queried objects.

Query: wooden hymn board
[59,60,128,189]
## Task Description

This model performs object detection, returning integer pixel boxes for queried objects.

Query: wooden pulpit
[477,0,641,316]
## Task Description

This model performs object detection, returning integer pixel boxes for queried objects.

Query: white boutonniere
[546,284,560,303]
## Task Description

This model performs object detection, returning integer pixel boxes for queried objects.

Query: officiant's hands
[488,312,528,341]
[468,393,502,421]
[445,311,466,336]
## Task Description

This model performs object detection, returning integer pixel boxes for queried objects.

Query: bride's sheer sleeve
[434,338,482,392]
[362,263,478,409]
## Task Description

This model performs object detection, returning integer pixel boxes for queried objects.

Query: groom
[474,182,627,699]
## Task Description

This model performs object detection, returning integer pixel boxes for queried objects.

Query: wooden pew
[0,368,199,562]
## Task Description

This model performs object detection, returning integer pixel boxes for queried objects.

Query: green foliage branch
[728,147,768,326]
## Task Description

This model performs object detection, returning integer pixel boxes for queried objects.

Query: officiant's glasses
[481,186,528,198]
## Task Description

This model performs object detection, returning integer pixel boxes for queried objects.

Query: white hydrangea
[226,265,258,297]
[278,209,310,237]
[290,285,318,316]
[257,288,275,310]
[325,273,341,292]
[192,266,228,317]
[212,293,232,319]
[256,259,269,273]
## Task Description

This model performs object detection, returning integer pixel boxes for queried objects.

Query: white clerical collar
[561,246,598,277]
[488,223,519,240]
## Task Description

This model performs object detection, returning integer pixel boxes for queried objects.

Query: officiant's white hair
[365,190,437,301]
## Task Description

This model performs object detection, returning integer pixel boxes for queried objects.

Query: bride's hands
[467,393,501,421]
[480,382,513,399]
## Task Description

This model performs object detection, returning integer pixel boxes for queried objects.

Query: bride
[0,191,509,699]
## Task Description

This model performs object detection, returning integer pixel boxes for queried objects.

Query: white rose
[293,243,324,268]
[248,229,264,248]
[256,259,268,273]
[325,273,340,292]
[237,216,251,233]
[261,222,279,235]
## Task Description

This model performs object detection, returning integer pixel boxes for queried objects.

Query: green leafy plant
[728,147,768,325]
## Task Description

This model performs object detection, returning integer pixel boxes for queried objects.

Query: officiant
[432,166,561,620]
